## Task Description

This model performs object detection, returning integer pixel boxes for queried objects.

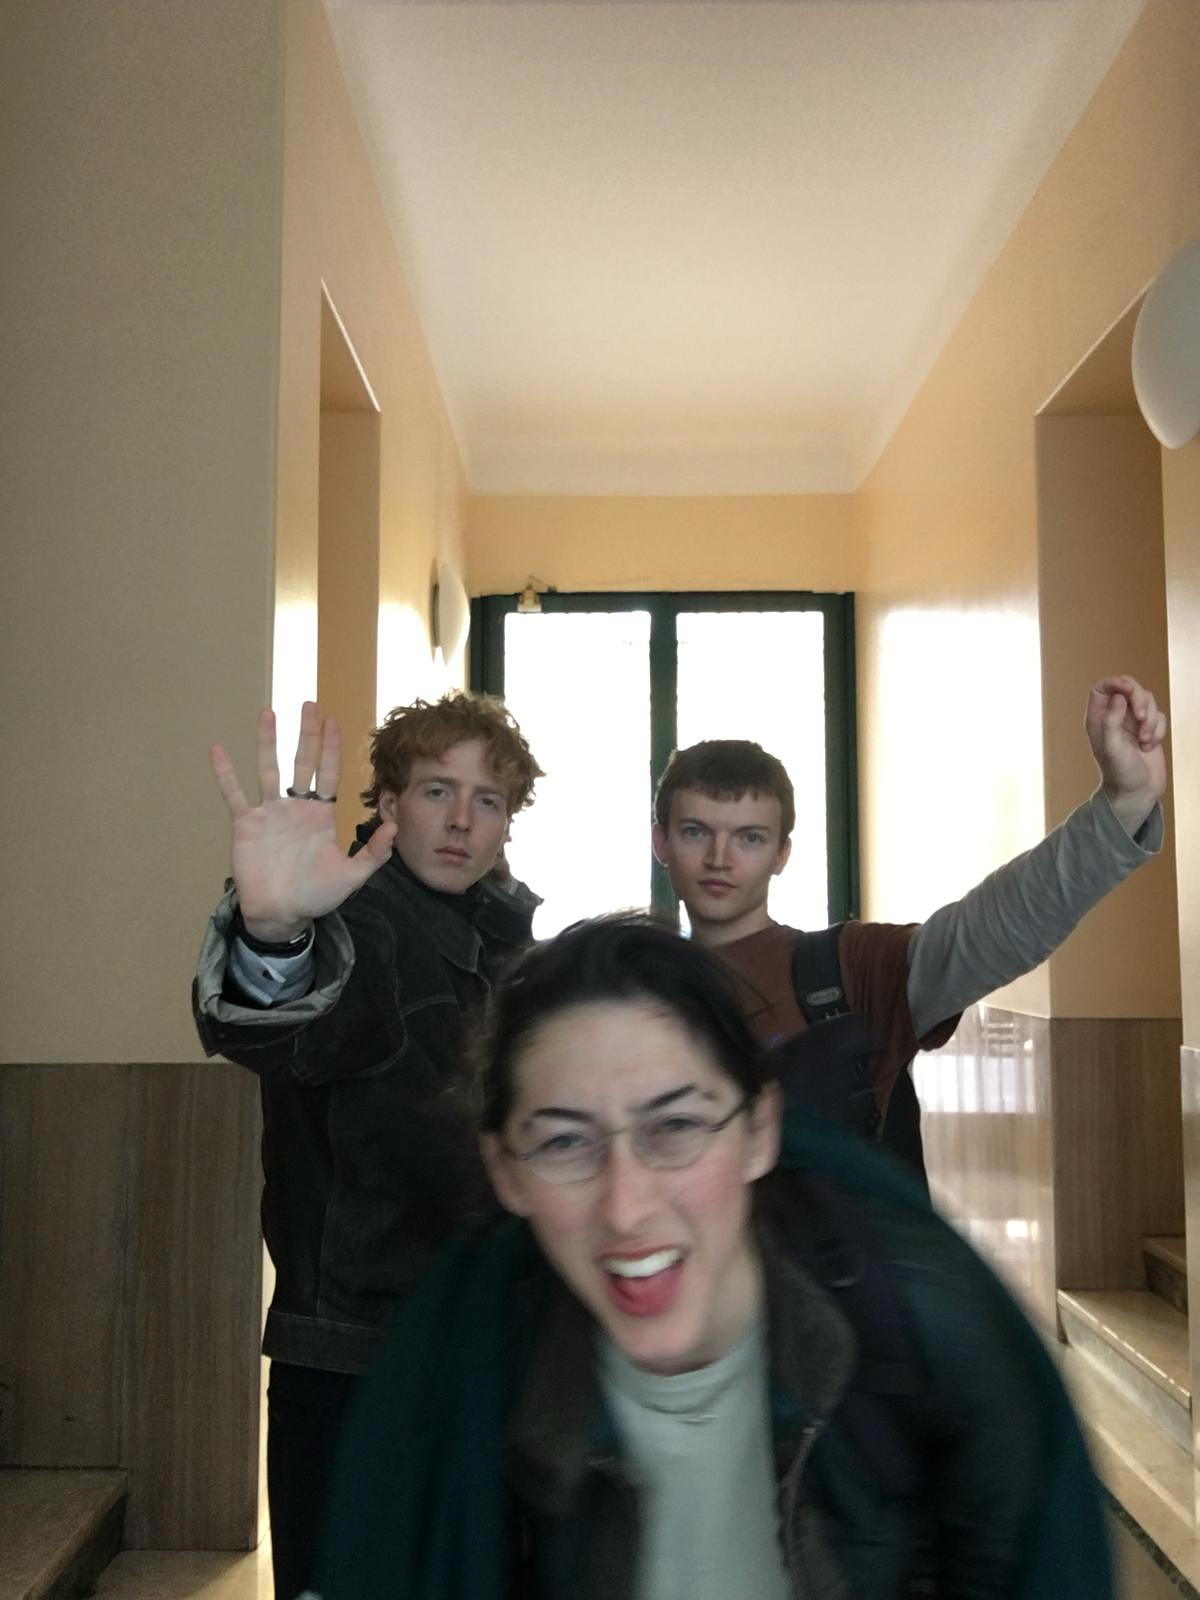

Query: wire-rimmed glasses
[501,1098,750,1185]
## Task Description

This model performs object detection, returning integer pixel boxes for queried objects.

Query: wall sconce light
[1132,238,1200,449]
[431,563,470,660]
[517,576,552,614]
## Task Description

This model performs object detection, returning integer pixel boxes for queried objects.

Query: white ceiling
[324,0,1146,494]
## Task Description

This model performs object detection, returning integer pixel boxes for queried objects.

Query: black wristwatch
[231,908,315,957]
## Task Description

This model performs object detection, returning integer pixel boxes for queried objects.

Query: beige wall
[1,0,473,1545]
[1035,415,1178,1019]
[466,494,860,595]
[1,0,285,1065]
[1,0,286,1546]
[275,0,469,774]
[855,0,1199,1019]
[318,407,382,851]
[1163,438,1200,1048]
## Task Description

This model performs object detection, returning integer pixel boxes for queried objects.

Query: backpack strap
[790,924,848,1023]
[783,925,881,1140]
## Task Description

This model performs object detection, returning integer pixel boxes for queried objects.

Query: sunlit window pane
[502,611,652,937]
[675,611,828,930]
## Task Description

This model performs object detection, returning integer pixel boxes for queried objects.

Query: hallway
[4,1,1200,1595]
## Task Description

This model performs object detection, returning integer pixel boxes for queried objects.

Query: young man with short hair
[653,674,1168,1177]
[193,691,542,1600]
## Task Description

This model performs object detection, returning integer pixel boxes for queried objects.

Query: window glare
[502,611,652,937]
[676,611,828,930]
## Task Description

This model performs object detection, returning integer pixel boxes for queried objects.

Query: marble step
[1144,1235,1188,1314]
[0,1469,126,1600]
[1057,1289,1190,1454]
[1057,1342,1200,1595]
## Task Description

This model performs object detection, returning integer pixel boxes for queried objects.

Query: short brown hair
[360,691,543,816]
[654,740,795,840]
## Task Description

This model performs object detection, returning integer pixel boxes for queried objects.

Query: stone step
[1056,1340,1200,1597]
[0,1469,126,1600]
[1144,1235,1188,1314]
[1057,1289,1190,1454]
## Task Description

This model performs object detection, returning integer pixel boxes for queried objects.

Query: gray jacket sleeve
[192,887,364,1073]
[907,789,1163,1040]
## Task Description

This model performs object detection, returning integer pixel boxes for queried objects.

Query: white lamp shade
[1132,239,1200,449]
[433,564,470,659]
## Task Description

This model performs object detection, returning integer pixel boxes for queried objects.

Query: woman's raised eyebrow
[632,1083,716,1113]
[524,1084,715,1127]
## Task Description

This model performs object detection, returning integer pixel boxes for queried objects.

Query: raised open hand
[210,701,396,940]
[1085,675,1168,836]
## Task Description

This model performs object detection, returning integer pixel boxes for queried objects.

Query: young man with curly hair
[193,691,542,1600]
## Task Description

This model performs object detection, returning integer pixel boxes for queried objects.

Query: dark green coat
[316,1115,1113,1599]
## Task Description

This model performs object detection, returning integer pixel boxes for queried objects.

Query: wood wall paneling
[1180,1047,1200,1501]
[0,1063,264,1550]
[0,1065,129,1466]
[1052,1017,1184,1290]
[122,1064,264,1549]
[920,1006,1184,1324]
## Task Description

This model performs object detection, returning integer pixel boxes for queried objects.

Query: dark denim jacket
[192,853,536,1373]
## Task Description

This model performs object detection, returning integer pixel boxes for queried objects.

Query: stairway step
[0,1469,126,1600]
[1144,1236,1188,1313]
[1057,1339,1200,1600]
[1057,1289,1190,1454]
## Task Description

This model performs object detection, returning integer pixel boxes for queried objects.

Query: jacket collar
[507,1204,857,1514]
[353,824,534,973]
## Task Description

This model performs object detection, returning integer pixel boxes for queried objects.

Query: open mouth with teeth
[600,1248,686,1317]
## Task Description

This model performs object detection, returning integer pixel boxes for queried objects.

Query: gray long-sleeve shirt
[906,787,1161,1040]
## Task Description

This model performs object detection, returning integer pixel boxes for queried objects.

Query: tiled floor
[94,1542,273,1599]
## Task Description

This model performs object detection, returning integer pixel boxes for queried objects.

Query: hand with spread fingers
[210,701,396,941]
[1085,674,1169,837]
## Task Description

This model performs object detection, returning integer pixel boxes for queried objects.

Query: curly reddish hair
[361,691,542,817]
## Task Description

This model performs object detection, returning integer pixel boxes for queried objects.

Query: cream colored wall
[1035,415,1178,1019]
[1163,439,1200,1048]
[1,0,285,1064]
[275,0,469,770]
[466,494,860,595]
[855,0,1199,1019]
[318,410,381,850]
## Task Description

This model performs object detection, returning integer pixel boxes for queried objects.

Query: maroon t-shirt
[715,920,959,1121]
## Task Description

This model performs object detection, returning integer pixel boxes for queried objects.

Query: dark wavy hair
[477,913,771,1132]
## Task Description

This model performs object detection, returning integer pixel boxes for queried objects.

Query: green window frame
[470,589,859,924]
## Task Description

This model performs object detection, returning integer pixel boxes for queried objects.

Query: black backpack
[783,925,928,1190]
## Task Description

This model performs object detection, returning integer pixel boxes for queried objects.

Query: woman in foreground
[315,915,1111,1599]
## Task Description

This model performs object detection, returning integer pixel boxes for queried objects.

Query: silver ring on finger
[313,792,338,804]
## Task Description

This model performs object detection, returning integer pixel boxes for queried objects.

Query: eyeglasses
[501,1098,749,1185]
